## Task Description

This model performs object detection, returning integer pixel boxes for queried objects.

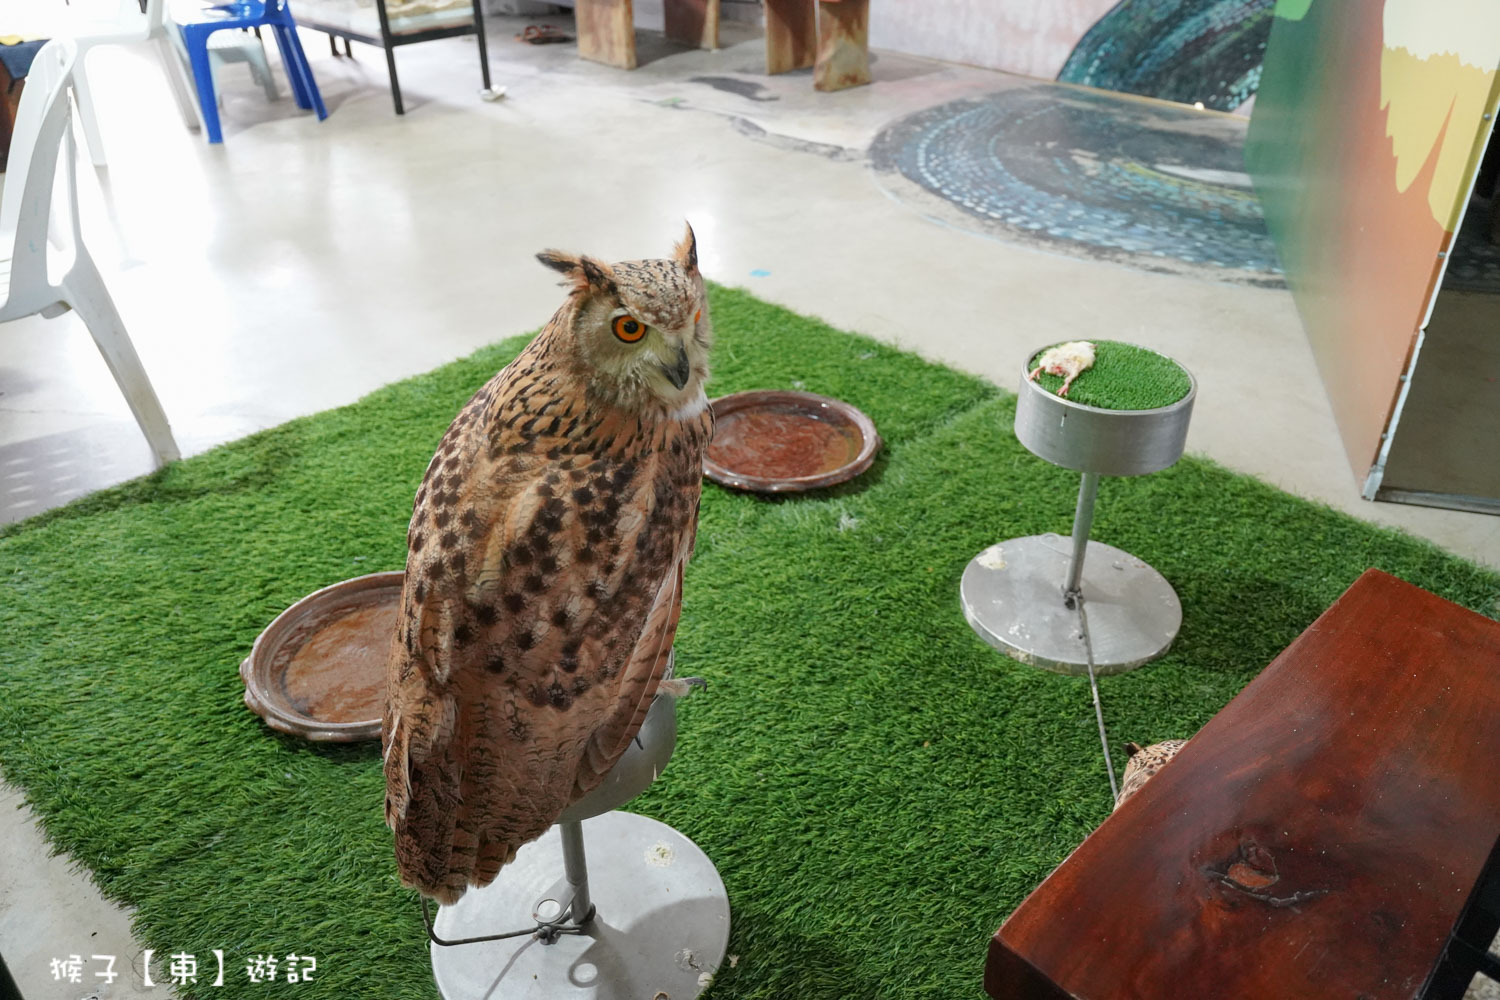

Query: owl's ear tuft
[536,250,618,295]
[536,249,578,274]
[1124,742,1144,757]
[674,222,698,273]
[579,257,616,292]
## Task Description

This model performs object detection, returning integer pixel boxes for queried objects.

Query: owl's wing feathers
[575,560,683,792]
[385,422,697,903]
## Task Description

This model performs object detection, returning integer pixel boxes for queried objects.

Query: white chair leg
[210,54,225,111]
[61,255,181,467]
[247,36,278,101]
[71,51,110,167]
[154,32,202,131]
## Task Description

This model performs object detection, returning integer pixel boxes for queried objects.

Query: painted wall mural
[1245,0,1500,484]
[867,0,1273,112]
[1057,0,1272,111]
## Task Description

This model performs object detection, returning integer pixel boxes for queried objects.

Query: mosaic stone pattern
[869,85,1283,285]
[1059,0,1274,112]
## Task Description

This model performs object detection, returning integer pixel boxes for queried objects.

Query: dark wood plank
[988,569,1500,1000]
[764,0,816,75]
[575,0,636,70]
[663,0,718,50]
[985,938,1073,1000]
[814,0,869,91]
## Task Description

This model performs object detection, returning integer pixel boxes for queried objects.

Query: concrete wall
[867,0,1119,80]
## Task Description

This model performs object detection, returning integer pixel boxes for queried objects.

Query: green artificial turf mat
[1,285,1496,999]
[1029,339,1192,410]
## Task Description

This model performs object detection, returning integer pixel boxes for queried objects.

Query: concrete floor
[2,11,1499,997]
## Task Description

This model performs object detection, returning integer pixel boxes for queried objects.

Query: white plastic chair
[205,29,280,104]
[163,22,280,112]
[63,0,202,163]
[0,40,181,468]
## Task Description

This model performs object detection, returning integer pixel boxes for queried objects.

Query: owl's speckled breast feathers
[383,227,713,903]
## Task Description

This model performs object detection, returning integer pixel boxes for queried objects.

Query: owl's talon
[657,676,708,699]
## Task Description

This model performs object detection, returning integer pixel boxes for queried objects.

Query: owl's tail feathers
[473,837,520,886]
[389,770,467,904]
[385,715,471,904]
[390,812,526,903]
[387,760,498,903]
[385,742,538,902]
[436,812,524,900]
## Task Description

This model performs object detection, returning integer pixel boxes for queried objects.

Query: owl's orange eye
[612,315,646,343]
[694,309,702,325]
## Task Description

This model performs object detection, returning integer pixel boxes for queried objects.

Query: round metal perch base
[961,533,1181,675]
[429,811,730,1000]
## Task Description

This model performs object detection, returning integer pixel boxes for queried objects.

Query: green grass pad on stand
[1,285,1495,999]
[1029,339,1192,410]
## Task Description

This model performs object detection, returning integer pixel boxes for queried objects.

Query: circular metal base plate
[430,812,730,1000]
[960,534,1181,675]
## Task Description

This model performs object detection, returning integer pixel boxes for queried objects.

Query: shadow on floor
[0,423,150,524]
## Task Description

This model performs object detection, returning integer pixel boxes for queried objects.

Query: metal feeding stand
[424,670,729,1000]
[961,351,1197,676]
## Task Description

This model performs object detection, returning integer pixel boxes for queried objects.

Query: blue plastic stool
[176,0,326,143]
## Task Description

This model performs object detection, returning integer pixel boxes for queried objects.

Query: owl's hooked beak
[661,344,692,391]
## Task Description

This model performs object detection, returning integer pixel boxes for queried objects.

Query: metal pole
[470,0,493,91]
[558,820,593,926]
[1063,472,1100,604]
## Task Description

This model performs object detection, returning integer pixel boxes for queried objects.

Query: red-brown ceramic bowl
[704,390,880,493]
[239,571,402,742]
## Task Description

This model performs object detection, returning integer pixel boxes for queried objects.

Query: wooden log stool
[765,0,870,91]
[575,0,719,70]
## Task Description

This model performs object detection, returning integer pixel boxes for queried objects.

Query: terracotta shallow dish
[240,571,402,742]
[705,390,880,493]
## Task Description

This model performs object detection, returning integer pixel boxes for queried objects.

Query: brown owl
[383,226,714,903]
[1114,739,1189,810]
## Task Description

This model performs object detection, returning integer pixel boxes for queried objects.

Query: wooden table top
[986,568,1500,1000]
